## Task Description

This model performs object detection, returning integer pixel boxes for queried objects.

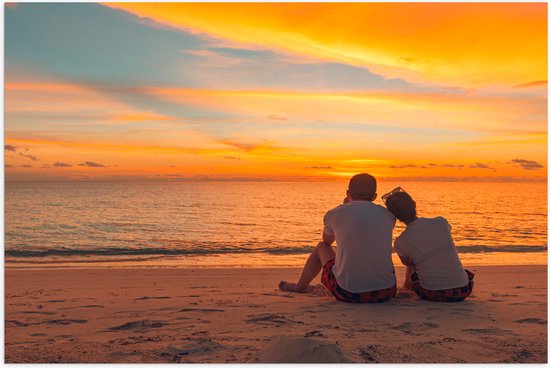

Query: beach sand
[5,265,547,363]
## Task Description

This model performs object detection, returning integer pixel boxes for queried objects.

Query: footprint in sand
[304,330,325,337]
[6,320,29,327]
[108,319,165,331]
[390,322,440,334]
[491,293,519,298]
[246,313,300,326]
[514,318,547,325]
[42,319,87,325]
[6,318,87,327]
[59,304,105,310]
[135,296,171,300]
[179,307,225,313]
[463,327,514,335]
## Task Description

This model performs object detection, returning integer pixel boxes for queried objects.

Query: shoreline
[5,251,548,269]
[5,265,547,363]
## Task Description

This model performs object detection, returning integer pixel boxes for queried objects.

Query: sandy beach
[5,265,547,363]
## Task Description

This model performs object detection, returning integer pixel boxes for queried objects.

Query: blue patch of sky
[6,3,468,138]
[6,3,442,92]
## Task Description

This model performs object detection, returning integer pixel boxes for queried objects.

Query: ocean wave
[4,244,547,258]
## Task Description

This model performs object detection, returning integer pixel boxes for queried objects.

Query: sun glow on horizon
[4,3,547,182]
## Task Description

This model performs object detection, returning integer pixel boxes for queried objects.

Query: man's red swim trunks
[321,258,396,303]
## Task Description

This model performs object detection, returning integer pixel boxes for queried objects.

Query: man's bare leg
[279,242,336,293]
[402,264,416,290]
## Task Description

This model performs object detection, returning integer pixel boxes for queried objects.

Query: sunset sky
[5,2,547,181]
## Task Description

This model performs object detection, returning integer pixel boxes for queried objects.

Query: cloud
[469,162,490,169]
[428,163,437,166]
[306,166,332,169]
[5,164,13,168]
[20,164,32,168]
[265,114,288,121]
[53,161,72,167]
[509,158,544,170]
[223,156,240,160]
[514,80,547,89]
[108,3,546,88]
[6,144,38,160]
[19,153,38,161]
[441,164,464,168]
[217,139,260,152]
[78,161,106,168]
[389,164,416,169]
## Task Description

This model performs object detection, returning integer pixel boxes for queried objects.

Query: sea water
[5,181,547,268]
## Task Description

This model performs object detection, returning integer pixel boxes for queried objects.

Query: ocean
[5,181,547,268]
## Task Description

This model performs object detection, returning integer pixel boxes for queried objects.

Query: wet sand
[5,265,547,363]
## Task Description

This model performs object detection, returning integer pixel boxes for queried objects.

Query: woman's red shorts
[411,270,475,302]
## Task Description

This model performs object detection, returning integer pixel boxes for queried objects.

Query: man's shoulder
[328,202,395,221]
[323,204,344,220]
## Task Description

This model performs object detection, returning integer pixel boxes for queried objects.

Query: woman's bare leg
[279,242,336,293]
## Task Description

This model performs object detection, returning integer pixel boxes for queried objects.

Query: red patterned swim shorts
[411,270,475,302]
[321,258,396,303]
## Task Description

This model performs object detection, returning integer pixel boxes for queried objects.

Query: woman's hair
[385,191,417,223]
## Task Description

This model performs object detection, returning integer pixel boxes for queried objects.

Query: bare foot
[278,281,314,293]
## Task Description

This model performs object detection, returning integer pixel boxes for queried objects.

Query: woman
[382,187,474,302]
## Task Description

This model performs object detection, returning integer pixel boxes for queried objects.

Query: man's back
[324,200,396,293]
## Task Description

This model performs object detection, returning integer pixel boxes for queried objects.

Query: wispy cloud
[78,161,106,168]
[108,3,546,88]
[469,163,490,169]
[509,159,544,170]
[19,153,38,161]
[514,80,547,89]
[265,114,288,121]
[53,161,72,167]
[389,164,416,169]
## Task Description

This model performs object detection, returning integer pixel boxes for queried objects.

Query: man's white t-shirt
[394,217,469,290]
[323,200,396,293]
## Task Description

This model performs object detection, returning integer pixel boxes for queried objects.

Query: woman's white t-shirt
[323,201,396,293]
[394,217,469,290]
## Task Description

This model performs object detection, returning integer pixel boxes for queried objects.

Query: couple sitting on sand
[280,173,474,303]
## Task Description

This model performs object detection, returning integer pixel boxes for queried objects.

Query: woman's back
[395,216,469,290]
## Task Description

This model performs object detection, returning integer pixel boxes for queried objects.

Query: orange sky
[4,3,547,181]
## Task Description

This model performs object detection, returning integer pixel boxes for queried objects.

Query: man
[279,173,397,303]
